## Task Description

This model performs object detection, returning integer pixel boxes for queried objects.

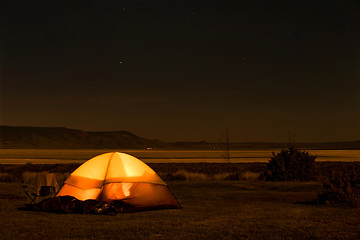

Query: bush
[264,146,316,181]
[0,173,13,182]
[241,171,260,181]
[319,167,360,208]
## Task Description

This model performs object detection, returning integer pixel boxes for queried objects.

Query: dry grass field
[1,180,360,240]
[0,149,359,239]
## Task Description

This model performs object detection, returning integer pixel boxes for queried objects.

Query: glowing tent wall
[57,152,180,209]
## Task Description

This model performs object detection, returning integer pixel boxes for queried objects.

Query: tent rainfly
[57,152,181,210]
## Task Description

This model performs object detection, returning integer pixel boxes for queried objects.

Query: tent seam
[63,183,103,190]
[102,181,167,186]
[104,152,116,183]
[98,152,116,200]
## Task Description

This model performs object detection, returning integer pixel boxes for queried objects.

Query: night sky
[1,0,359,142]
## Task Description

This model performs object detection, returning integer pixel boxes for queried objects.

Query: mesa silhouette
[0,126,359,149]
[0,126,168,149]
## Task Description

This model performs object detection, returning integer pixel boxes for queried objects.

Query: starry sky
[1,0,359,142]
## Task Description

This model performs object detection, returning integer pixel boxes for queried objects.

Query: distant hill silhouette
[0,126,359,149]
[0,126,169,149]
[175,141,360,150]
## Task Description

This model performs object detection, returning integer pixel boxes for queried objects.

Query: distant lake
[0,149,359,164]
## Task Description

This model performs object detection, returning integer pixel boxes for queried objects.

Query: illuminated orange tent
[57,152,181,210]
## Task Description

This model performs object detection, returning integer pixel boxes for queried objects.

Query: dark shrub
[159,172,186,181]
[0,173,13,182]
[224,172,241,180]
[264,146,316,181]
[320,167,360,208]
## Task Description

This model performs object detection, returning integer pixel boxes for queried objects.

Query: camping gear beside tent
[22,172,59,204]
[56,152,181,211]
[23,172,59,194]
[26,195,135,214]
[23,185,57,204]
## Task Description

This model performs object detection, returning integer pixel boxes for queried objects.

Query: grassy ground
[1,181,360,240]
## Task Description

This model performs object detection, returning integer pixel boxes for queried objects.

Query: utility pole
[222,129,231,163]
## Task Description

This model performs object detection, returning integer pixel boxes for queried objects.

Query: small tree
[264,146,316,181]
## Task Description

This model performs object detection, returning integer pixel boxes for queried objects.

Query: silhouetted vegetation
[3,162,360,186]
[0,162,267,184]
[319,166,360,208]
[263,146,317,181]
